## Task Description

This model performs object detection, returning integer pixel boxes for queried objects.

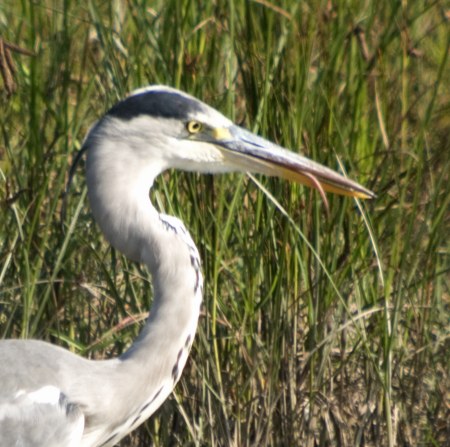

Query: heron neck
[120,211,203,364]
[86,138,203,419]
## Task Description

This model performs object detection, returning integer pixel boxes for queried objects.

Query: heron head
[85,85,374,200]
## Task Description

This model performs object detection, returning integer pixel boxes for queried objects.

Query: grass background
[0,1,449,445]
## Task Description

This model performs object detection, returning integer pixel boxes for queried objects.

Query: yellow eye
[186,120,203,134]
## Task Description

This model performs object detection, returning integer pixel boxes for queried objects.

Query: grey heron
[0,86,374,446]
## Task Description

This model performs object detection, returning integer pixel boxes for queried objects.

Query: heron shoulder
[0,385,84,447]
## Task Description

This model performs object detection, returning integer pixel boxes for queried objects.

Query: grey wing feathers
[0,386,84,447]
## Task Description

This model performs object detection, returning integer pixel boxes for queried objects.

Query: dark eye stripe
[107,91,204,121]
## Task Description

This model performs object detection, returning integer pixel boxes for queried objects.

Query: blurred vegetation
[0,1,448,445]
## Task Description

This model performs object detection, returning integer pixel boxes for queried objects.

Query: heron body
[0,86,374,446]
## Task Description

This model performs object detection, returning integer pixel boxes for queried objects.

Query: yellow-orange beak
[209,125,375,200]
